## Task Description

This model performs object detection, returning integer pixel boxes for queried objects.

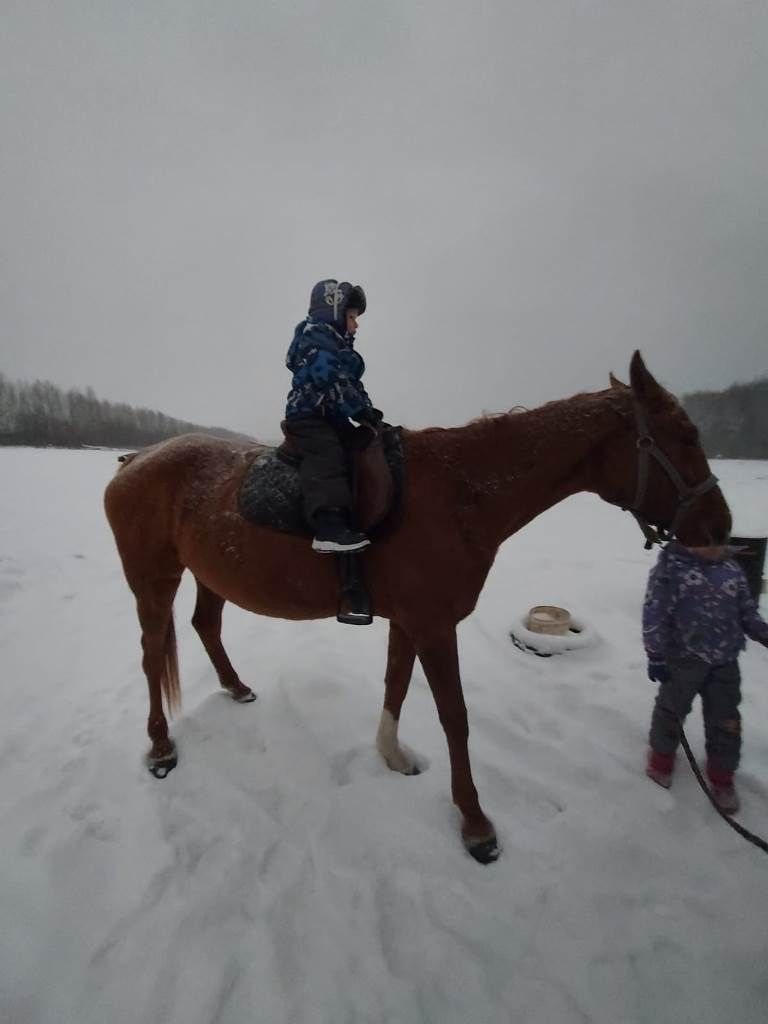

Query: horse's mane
[411,371,700,458]
[413,387,630,451]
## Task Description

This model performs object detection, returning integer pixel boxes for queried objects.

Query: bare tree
[684,377,768,459]
[0,373,253,448]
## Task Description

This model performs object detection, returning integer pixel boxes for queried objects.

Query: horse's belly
[178,517,339,620]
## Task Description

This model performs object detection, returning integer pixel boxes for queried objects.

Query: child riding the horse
[284,279,384,553]
[643,541,768,814]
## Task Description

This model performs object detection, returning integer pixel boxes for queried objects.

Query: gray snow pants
[649,655,742,773]
[283,415,352,526]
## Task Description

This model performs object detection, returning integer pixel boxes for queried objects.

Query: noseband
[625,400,719,549]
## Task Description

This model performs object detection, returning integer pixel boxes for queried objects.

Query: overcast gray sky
[2,1,767,437]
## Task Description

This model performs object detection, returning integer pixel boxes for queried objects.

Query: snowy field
[1,446,767,1024]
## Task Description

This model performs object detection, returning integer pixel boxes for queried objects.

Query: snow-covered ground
[1,447,767,1024]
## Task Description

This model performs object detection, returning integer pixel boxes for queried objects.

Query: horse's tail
[162,612,181,715]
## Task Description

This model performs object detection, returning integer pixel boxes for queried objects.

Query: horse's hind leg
[191,578,256,703]
[134,572,183,778]
[376,621,420,775]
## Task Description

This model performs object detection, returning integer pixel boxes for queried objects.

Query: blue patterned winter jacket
[284,319,373,424]
[643,543,768,665]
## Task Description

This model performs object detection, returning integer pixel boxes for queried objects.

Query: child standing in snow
[643,542,768,814]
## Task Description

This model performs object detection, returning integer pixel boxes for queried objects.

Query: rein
[677,719,768,856]
[625,399,719,549]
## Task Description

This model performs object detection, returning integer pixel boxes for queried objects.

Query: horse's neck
[442,391,624,552]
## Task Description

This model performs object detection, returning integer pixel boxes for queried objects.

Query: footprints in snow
[69,799,120,842]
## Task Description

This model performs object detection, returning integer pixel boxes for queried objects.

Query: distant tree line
[683,376,768,459]
[0,373,253,449]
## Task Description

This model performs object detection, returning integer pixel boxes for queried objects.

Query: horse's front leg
[418,626,499,864]
[376,621,420,775]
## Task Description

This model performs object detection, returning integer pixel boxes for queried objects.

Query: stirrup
[336,552,373,626]
[313,535,371,554]
[337,605,373,626]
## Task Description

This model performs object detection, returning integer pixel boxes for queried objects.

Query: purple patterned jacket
[643,543,768,665]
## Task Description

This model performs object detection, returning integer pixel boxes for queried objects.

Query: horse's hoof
[146,746,177,779]
[465,834,501,864]
[231,687,257,704]
[407,764,421,776]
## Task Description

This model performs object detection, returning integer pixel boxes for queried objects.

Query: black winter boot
[311,508,370,554]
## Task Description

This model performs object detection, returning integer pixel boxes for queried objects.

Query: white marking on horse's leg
[376,709,414,774]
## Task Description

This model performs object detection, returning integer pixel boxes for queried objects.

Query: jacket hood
[665,542,732,566]
[307,279,366,334]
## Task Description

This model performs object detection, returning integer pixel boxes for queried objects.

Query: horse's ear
[629,351,666,404]
[609,372,628,390]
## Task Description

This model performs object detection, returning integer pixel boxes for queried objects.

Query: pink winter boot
[706,763,740,816]
[646,748,675,789]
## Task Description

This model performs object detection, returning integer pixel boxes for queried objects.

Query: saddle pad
[238,448,309,534]
[237,426,405,538]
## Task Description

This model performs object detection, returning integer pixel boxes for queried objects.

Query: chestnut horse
[104,353,730,863]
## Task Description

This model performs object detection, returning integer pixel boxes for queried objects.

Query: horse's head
[598,352,731,547]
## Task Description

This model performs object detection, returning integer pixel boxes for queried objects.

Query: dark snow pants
[283,415,352,525]
[649,656,742,773]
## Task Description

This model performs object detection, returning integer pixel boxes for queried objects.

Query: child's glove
[647,659,669,684]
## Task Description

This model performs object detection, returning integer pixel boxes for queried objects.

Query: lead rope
[676,717,768,855]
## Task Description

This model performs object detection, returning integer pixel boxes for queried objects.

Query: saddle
[237,423,405,539]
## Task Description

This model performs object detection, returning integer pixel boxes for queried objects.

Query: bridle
[625,398,719,549]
